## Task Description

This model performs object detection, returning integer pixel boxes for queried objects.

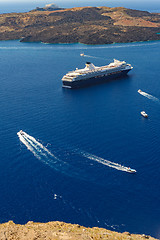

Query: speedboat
[19,130,24,135]
[138,89,142,93]
[126,167,137,173]
[141,111,148,118]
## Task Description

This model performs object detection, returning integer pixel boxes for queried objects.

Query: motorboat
[126,167,137,173]
[19,130,25,135]
[80,53,84,56]
[141,111,148,118]
[138,89,142,93]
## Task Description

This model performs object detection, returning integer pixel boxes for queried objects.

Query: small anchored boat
[141,111,148,118]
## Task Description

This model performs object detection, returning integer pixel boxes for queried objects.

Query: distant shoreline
[1,37,160,47]
[1,39,160,47]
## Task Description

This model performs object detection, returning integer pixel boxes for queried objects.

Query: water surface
[0,40,160,238]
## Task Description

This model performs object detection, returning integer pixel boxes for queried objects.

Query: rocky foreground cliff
[0,6,160,44]
[0,221,158,240]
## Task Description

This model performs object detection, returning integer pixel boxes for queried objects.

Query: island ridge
[0,6,160,44]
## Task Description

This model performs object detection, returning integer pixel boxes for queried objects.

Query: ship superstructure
[62,59,133,88]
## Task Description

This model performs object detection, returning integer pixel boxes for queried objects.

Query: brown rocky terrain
[0,221,158,240]
[0,6,160,44]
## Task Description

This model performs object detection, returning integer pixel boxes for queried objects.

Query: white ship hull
[62,60,133,89]
[62,69,131,88]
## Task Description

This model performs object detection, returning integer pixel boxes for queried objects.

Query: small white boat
[80,53,84,56]
[19,130,25,135]
[138,89,142,93]
[126,167,137,173]
[141,111,148,118]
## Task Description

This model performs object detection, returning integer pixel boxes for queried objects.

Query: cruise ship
[62,59,133,88]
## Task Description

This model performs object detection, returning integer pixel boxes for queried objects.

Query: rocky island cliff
[0,6,160,44]
[0,221,158,240]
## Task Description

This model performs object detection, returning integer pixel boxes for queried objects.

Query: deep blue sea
[0,39,160,238]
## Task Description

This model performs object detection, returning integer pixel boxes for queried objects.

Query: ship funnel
[85,62,95,70]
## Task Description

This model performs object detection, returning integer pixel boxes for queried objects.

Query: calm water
[0,40,160,238]
[0,1,160,13]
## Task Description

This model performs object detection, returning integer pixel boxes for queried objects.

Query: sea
[0,0,160,13]
[0,1,160,239]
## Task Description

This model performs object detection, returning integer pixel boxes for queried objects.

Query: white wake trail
[17,131,136,176]
[17,131,66,168]
[83,54,102,59]
[17,132,41,160]
[138,90,160,102]
[79,151,136,173]
[22,132,57,159]
[81,54,110,61]
[17,131,87,179]
[21,134,49,159]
